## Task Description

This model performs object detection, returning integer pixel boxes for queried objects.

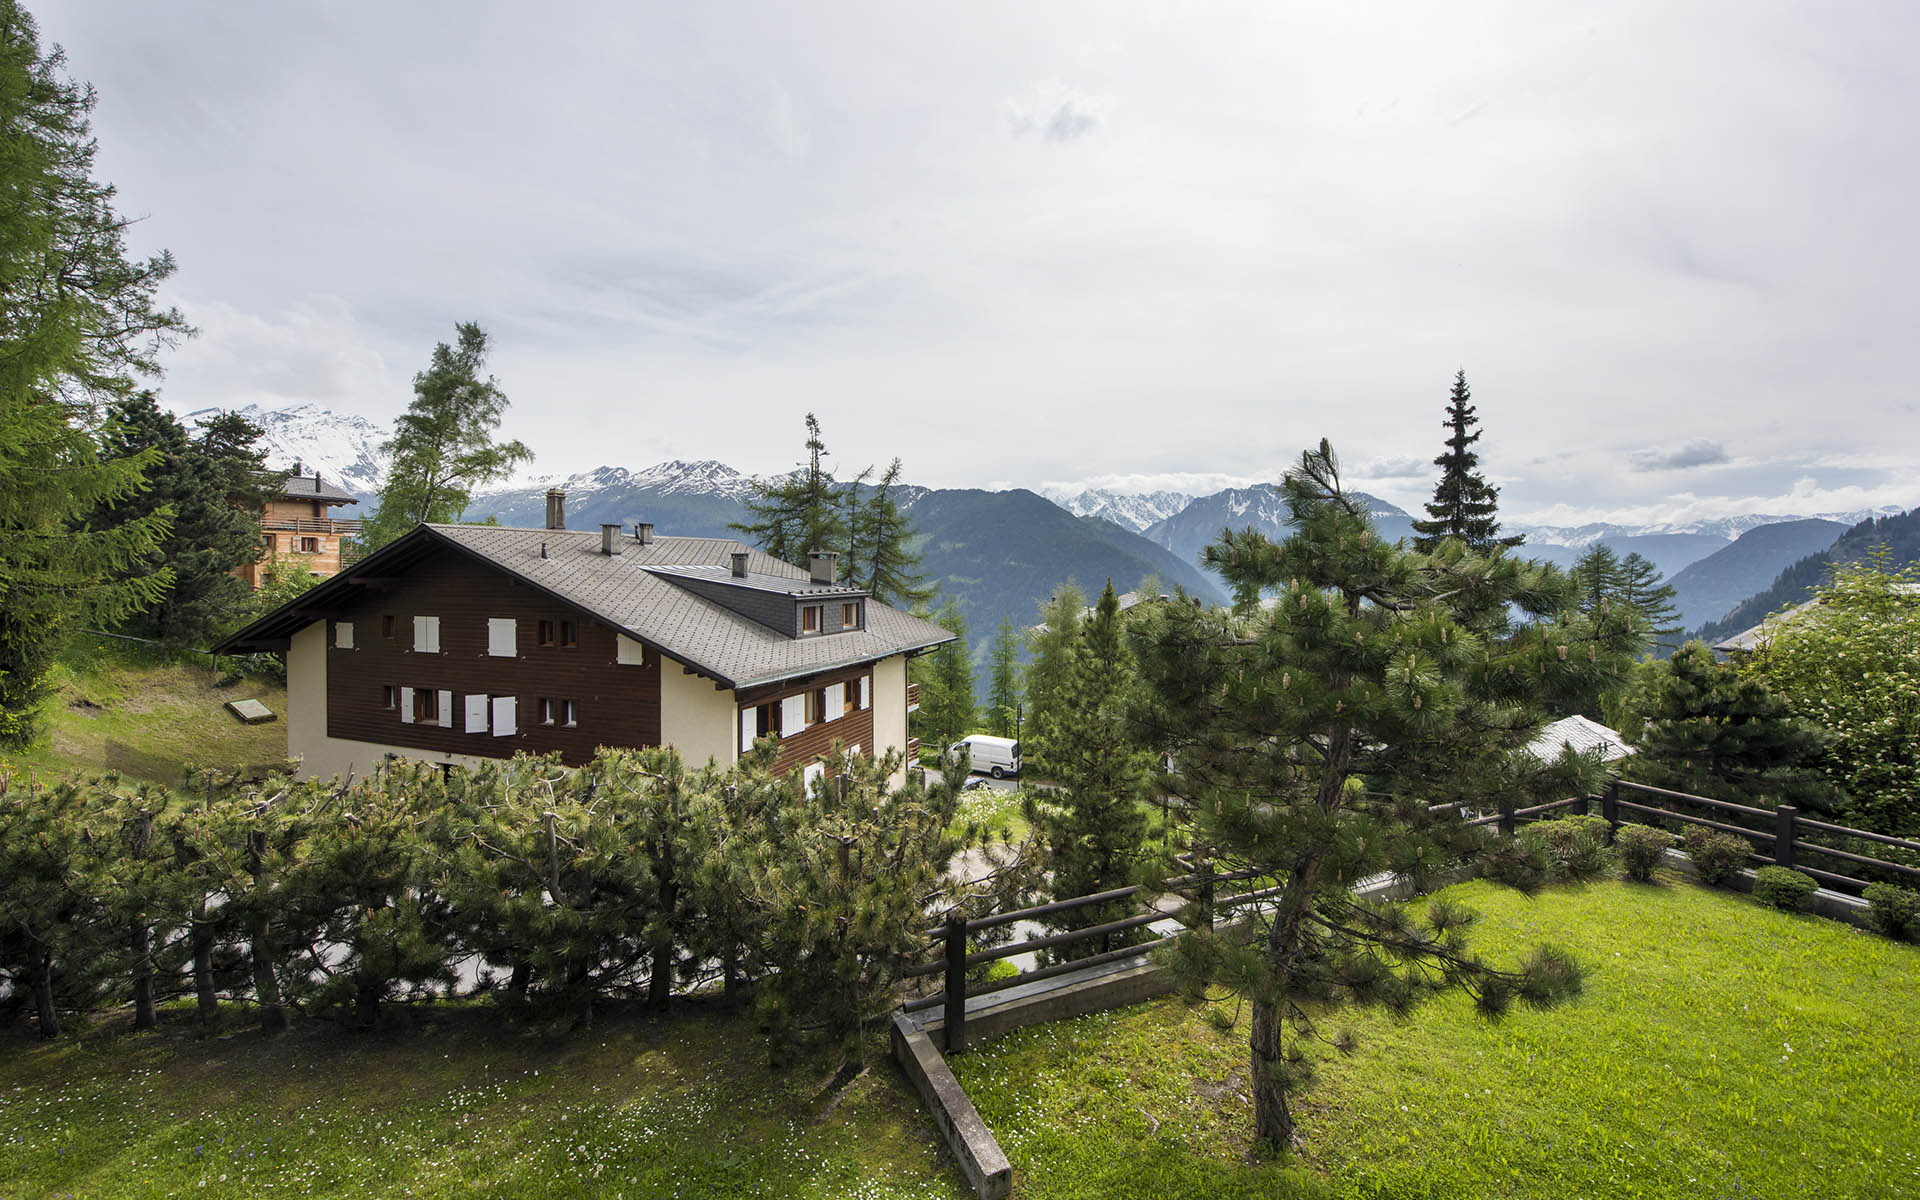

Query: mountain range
[223,402,1909,670]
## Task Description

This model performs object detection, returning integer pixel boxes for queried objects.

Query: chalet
[241,464,362,587]
[216,494,951,782]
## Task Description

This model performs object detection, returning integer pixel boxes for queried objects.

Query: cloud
[1006,81,1102,143]
[1628,438,1730,472]
[1353,454,1430,480]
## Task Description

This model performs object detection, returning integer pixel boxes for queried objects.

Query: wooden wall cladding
[325,547,661,767]
[737,662,877,776]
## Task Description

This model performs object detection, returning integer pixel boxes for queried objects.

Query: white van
[947,734,1021,779]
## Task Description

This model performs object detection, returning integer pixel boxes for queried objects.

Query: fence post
[943,913,968,1054]
[1774,806,1797,870]
[1573,794,1590,816]
[1602,780,1619,830]
[1498,802,1516,838]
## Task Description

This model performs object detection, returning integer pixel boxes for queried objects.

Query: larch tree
[732,412,846,567]
[1408,370,1522,553]
[1131,440,1637,1151]
[360,322,530,551]
[843,457,933,608]
[985,617,1022,738]
[0,3,190,745]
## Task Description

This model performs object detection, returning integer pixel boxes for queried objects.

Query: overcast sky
[33,1,1920,525]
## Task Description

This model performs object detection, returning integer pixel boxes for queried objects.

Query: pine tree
[1408,371,1522,553]
[1039,580,1152,956]
[1622,641,1833,811]
[0,5,189,745]
[985,618,1022,738]
[1616,552,1682,650]
[732,412,847,566]
[360,323,531,551]
[1133,440,1634,1151]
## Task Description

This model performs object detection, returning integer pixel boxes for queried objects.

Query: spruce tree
[1132,440,1635,1151]
[1409,371,1522,553]
[1022,583,1087,781]
[1623,641,1833,811]
[360,323,531,551]
[1616,552,1682,650]
[1039,580,1152,956]
[0,5,188,744]
[843,457,933,607]
[985,618,1022,738]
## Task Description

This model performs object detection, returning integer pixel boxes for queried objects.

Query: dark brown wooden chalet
[217,512,951,781]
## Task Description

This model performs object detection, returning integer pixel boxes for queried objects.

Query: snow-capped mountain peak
[184,401,389,498]
[1039,486,1196,532]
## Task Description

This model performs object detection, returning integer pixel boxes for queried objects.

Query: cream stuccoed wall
[871,654,909,771]
[285,621,495,781]
[660,656,739,771]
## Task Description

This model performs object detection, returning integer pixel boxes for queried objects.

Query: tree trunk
[192,909,219,1027]
[355,979,382,1029]
[248,831,287,1036]
[131,922,156,1030]
[31,948,59,1039]
[508,960,531,998]
[648,864,679,1012]
[1248,996,1294,1151]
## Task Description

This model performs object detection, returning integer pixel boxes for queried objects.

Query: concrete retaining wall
[891,1013,1011,1200]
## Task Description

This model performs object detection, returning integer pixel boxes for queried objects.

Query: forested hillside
[1695,508,1920,643]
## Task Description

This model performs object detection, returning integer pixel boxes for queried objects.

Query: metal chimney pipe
[808,551,838,585]
[731,551,750,578]
[545,489,566,530]
[601,524,622,555]
[635,522,653,545]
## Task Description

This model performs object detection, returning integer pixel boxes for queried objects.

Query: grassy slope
[953,877,1920,1200]
[0,1003,970,1199]
[0,644,289,785]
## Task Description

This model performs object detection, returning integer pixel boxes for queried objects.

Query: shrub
[1681,827,1753,887]
[1517,815,1613,881]
[1752,866,1818,912]
[1614,824,1675,883]
[1862,883,1920,941]
[1478,837,1548,893]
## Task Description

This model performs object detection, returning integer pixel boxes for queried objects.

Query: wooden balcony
[262,516,362,535]
[906,682,921,712]
[906,736,921,761]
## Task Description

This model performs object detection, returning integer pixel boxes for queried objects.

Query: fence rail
[263,517,362,535]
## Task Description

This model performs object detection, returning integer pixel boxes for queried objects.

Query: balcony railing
[906,682,921,712]
[263,517,362,535]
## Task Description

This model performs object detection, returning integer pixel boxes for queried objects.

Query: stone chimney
[635,522,653,546]
[809,551,838,586]
[293,458,303,476]
[731,551,750,578]
[545,489,566,530]
[601,523,622,555]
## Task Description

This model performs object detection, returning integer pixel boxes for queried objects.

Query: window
[413,615,441,653]
[560,620,578,647]
[262,533,276,552]
[416,688,440,723]
[843,677,861,715]
[562,699,577,727]
[540,698,556,725]
[487,617,516,657]
[383,685,397,709]
[382,614,396,639]
[843,602,859,628]
[802,605,822,634]
[804,688,826,725]
[741,700,784,752]
[334,621,354,650]
[299,536,319,554]
[538,619,556,646]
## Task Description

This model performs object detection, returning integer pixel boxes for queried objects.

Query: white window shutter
[399,686,415,724]
[740,708,756,753]
[334,622,354,649]
[859,675,870,709]
[437,690,453,728]
[491,695,516,737]
[465,694,489,733]
[823,683,844,721]
[414,615,440,653]
[487,618,516,657]
[780,695,804,736]
[802,761,826,793]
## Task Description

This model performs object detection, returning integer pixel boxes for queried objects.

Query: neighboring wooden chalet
[240,465,362,587]
[216,502,951,783]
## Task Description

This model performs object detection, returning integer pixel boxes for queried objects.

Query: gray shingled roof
[278,473,359,504]
[423,524,952,689]
[1523,714,1635,764]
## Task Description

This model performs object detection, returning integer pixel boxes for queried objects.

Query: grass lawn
[0,1002,971,1199]
[951,876,1920,1200]
[0,643,288,787]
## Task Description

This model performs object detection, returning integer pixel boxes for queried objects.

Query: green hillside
[1695,507,1920,643]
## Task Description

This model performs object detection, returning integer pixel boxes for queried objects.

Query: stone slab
[225,699,276,724]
